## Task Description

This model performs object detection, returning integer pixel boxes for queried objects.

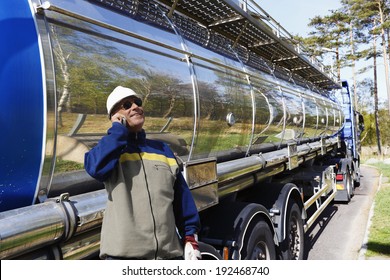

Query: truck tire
[339,167,353,202]
[353,159,361,188]
[198,242,222,260]
[280,202,304,260]
[346,168,354,201]
[243,218,276,260]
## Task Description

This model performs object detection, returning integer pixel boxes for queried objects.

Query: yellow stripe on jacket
[119,152,177,167]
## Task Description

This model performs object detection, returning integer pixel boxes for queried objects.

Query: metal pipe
[0,190,106,259]
[72,190,106,235]
[0,200,67,259]
[217,155,265,184]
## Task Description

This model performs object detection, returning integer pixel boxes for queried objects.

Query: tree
[305,10,350,81]
[303,0,389,154]
[357,78,390,149]
[49,16,140,118]
[125,66,189,119]
[344,0,390,115]
[342,0,390,153]
[356,78,374,111]
[375,0,390,114]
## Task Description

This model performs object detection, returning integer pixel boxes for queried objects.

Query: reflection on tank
[44,0,343,199]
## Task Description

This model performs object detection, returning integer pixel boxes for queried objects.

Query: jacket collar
[128,129,146,144]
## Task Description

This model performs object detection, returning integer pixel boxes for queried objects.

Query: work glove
[184,234,201,260]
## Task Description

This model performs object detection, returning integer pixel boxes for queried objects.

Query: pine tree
[305,10,350,81]
[344,0,390,115]
[342,0,390,153]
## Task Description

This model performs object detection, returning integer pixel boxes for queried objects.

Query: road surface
[305,165,380,260]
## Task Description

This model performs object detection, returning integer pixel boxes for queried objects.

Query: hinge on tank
[167,0,179,18]
[34,1,51,14]
[56,192,70,203]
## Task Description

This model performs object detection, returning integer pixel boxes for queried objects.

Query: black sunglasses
[121,98,142,110]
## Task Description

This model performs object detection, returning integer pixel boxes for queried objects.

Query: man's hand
[184,234,201,260]
[111,113,127,126]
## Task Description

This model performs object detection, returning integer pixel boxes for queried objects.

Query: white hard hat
[106,86,138,118]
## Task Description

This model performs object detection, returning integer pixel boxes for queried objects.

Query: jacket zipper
[139,152,159,259]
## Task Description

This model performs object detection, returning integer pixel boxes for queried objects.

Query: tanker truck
[0,0,364,260]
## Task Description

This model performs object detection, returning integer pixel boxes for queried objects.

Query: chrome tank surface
[24,0,343,203]
[0,0,344,259]
[1,0,343,211]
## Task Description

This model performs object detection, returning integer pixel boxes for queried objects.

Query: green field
[364,162,390,259]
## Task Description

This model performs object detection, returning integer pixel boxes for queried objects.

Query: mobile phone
[121,117,127,126]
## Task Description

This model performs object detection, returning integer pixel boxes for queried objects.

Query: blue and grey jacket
[84,123,200,259]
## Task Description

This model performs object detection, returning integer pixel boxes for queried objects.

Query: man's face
[113,96,145,132]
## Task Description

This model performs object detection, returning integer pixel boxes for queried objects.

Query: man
[84,86,201,260]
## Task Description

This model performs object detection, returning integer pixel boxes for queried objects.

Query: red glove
[184,234,201,260]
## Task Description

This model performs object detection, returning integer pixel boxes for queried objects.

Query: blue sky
[256,0,388,102]
[257,0,342,36]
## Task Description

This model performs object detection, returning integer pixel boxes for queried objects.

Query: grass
[55,159,84,173]
[364,162,390,258]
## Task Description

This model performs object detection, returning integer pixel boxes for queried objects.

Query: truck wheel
[198,242,222,260]
[346,168,354,201]
[243,218,276,260]
[281,202,304,260]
